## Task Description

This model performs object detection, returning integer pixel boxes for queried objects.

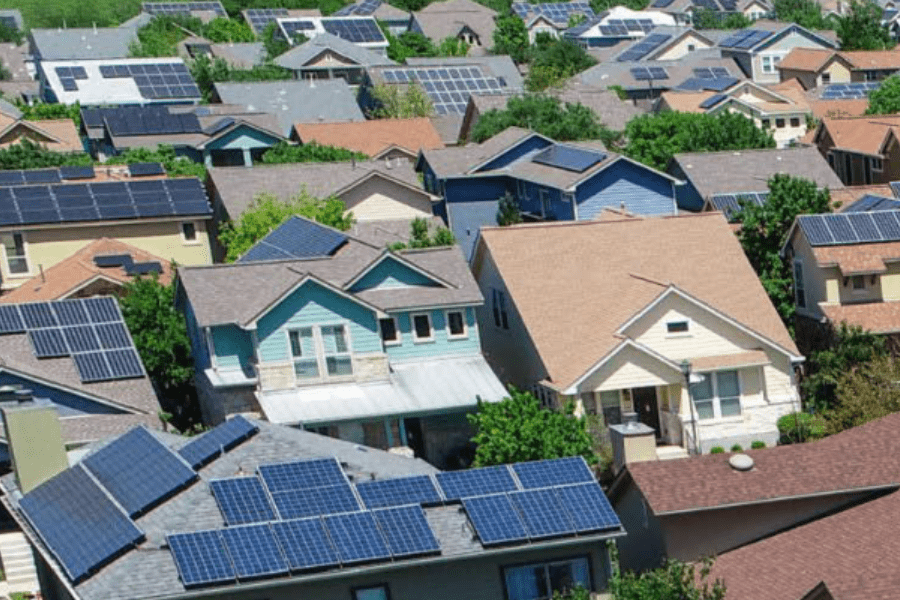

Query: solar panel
[321,17,386,44]
[871,210,900,240]
[512,457,595,489]
[616,33,671,62]
[167,530,236,588]
[509,488,575,539]
[0,171,23,186]
[83,297,120,323]
[29,328,69,357]
[129,162,166,177]
[378,65,505,115]
[372,505,440,557]
[105,348,145,379]
[436,465,518,501]
[24,169,61,184]
[323,511,391,564]
[259,458,347,493]
[59,165,95,180]
[270,483,360,519]
[700,93,728,109]
[271,518,340,571]
[62,325,101,353]
[95,322,132,349]
[532,144,606,173]
[554,482,622,532]
[178,415,259,469]
[462,494,529,545]
[20,466,143,582]
[244,8,290,34]
[96,62,201,101]
[19,303,58,329]
[52,300,90,325]
[238,217,348,263]
[74,350,112,381]
[0,304,24,334]
[219,524,288,580]
[211,477,277,526]
[357,475,443,509]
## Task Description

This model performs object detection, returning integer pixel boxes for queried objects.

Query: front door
[633,386,660,435]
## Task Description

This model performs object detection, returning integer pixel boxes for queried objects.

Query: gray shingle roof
[412,0,498,43]
[30,27,138,61]
[575,49,741,91]
[275,32,395,70]
[209,42,266,69]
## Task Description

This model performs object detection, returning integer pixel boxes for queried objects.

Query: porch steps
[0,531,39,594]
[656,445,690,461]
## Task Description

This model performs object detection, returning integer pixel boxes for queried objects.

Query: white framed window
[1,232,29,275]
[181,221,198,243]
[411,312,434,342]
[690,370,742,420]
[378,317,400,346]
[445,309,468,339]
[540,189,551,217]
[492,288,509,329]
[761,53,783,74]
[321,324,352,376]
[872,156,884,172]
[793,261,805,308]
[503,556,591,600]
[821,72,831,84]
[666,320,690,335]
[288,328,319,380]
[288,324,354,382]
[852,274,866,291]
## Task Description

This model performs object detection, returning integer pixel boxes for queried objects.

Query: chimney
[608,412,657,473]
[2,406,68,494]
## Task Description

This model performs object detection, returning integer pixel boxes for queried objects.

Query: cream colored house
[472,213,803,453]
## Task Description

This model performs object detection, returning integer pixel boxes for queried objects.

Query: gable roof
[841,49,900,70]
[29,27,138,61]
[776,47,842,72]
[275,32,396,70]
[574,51,742,92]
[293,118,444,157]
[474,213,799,390]
[413,0,498,42]
[0,118,83,153]
[817,114,900,156]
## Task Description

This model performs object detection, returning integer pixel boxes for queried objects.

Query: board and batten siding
[205,125,281,152]
[384,307,481,361]
[576,160,676,219]
[211,324,255,371]
[256,280,380,364]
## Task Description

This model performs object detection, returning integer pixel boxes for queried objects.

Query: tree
[119,274,194,394]
[623,111,775,171]
[200,17,256,43]
[436,36,469,57]
[262,22,290,59]
[836,0,894,50]
[692,7,752,28]
[469,95,614,144]
[0,21,23,45]
[497,192,523,226]
[219,191,354,261]
[467,387,597,467]
[130,14,203,57]
[825,354,900,433]
[0,139,92,170]
[591,0,650,10]
[608,548,726,600]
[802,322,887,413]
[773,0,829,29]
[190,55,292,102]
[367,84,434,118]
[260,141,367,164]
[106,145,207,179]
[526,36,597,92]
[734,173,831,328]
[492,15,529,64]
[385,31,436,62]
[388,217,456,249]
[865,74,900,114]
[14,101,82,128]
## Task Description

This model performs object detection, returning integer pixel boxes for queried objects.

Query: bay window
[690,370,742,420]
[504,556,591,600]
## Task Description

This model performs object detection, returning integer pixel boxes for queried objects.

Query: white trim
[59,273,126,299]
[665,318,691,337]
[562,338,684,395]
[285,322,356,384]
[181,221,200,245]
[378,316,401,346]
[0,231,31,279]
[0,364,144,415]
[410,312,434,343]
[444,308,468,339]
[205,327,218,370]
[690,368,742,421]
[539,188,551,217]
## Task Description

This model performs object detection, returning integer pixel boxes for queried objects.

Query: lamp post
[680,360,700,456]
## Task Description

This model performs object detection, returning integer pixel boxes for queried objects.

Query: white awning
[257,355,507,425]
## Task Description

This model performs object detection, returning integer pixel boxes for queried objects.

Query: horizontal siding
[206,125,281,150]
[211,324,254,371]
[518,180,574,221]
[576,160,675,219]
[350,257,441,291]
[183,300,210,371]
[385,307,481,361]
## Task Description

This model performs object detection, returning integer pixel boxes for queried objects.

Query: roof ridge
[481,211,723,234]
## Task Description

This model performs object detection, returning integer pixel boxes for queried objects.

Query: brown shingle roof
[832,185,895,209]
[293,118,444,157]
[811,241,900,274]
[413,0,497,42]
[806,97,869,120]
[476,213,798,389]
[820,301,900,333]
[842,49,900,70]
[818,114,900,155]
[776,48,839,72]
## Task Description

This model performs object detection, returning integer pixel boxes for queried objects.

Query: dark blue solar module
[178,415,259,469]
[271,483,360,519]
[96,62,201,100]
[95,322,132,349]
[0,304,25,333]
[53,299,90,325]
[62,325,101,353]
[24,169,61,184]
[105,348,145,379]
[167,530,236,588]
[554,482,621,532]
[321,17,386,43]
[143,1,227,16]
[219,524,288,580]
[73,351,112,382]
[83,297,120,323]
[532,144,606,173]
[357,475,443,509]
[128,162,166,177]
[29,328,69,357]
[271,518,340,571]
[83,426,197,517]
[59,165,96,180]
[512,457,595,489]
[259,458,347,493]
[83,106,203,137]
[700,93,728,109]
[210,477,277,525]
[323,511,391,564]
[436,465,518,501]
[19,302,57,328]
[509,488,575,539]
[845,194,900,212]
[462,494,528,545]
[239,216,348,263]
[372,505,440,557]
[19,465,143,582]
[244,8,290,34]
[798,212,900,246]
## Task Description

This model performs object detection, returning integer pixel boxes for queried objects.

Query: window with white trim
[492,289,509,329]
[412,313,433,341]
[446,310,467,338]
[288,328,319,379]
[321,324,352,376]
[288,325,354,381]
[793,261,805,308]
[379,317,400,345]
[872,156,883,172]
[690,370,741,420]
[503,556,591,600]
[0,232,28,275]
[666,320,689,334]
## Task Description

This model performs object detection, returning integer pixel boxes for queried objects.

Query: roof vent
[729,453,754,472]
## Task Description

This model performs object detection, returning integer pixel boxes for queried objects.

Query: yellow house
[778,47,900,89]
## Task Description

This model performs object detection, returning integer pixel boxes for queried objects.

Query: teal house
[175,217,507,468]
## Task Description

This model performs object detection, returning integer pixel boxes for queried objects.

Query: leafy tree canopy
[469,94,616,144]
[497,191,523,226]
[467,387,597,467]
[826,353,900,433]
[623,111,775,171]
[492,15,530,64]
[383,30,469,62]
[388,217,456,250]
[609,550,726,600]
[130,14,204,57]
[526,35,597,92]
[0,21,22,45]
[590,0,649,11]
[837,0,894,50]
[734,173,831,329]
[865,74,900,114]
[201,17,256,42]
[189,55,293,102]
[773,0,830,29]
[260,141,367,165]
[0,139,92,170]
[14,101,82,128]
[219,191,354,261]
[367,83,434,118]
[261,22,291,59]
[692,7,752,28]
[106,145,207,178]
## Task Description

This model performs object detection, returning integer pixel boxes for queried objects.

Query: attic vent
[729,453,754,472]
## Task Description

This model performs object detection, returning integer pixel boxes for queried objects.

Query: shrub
[751,440,766,449]
[710,446,725,454]
[730,444,743,452]
[777,412,826,444]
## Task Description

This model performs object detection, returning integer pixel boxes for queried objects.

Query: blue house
[175,217,507,468]
[417,127,679,258]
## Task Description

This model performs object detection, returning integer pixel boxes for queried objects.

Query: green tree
[0,21,23,45]
[836,0,894,50]
[734,174,832,329]
[261,22,290,59]
[106,145,207,178]
[608,548,726,600]
[825,354,900,433]
[119,274,194,393]
[200,17,256,43]
[773,0,829,29]
[384,31,436,62]
[467,387,597,467]
[0,139,92,170]
[367,84,434,118]
[219,191,354,261]
[623,111,775,171]
[436,36,469,57]
[526,37,597,92]
[189,55,293,102]
[865,74,900,114]
[260,141,367,164]
[386,0,431,11]
[130,14,202,57]
[802,322,887,413]
[568,13,587,28]
[470,95,613,143]
[14,101,82,128]
[492,15,530,64]
[590,0,650,10]
[497,192,522,226]
[388,217,456,249]
[692,7,752,28]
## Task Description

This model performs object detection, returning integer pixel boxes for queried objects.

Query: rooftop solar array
[677,76,738,92]
[54,66,88,93]
[694,66,732,79]
[178,415,259,469]
[651,0,675,7]
[511,1,594,25]
[617,32,671,60]
[91,252,163,276]
[598,18,656,37]
[532,144,607,173]
[210,477,276,525]
[280,18,317,41]
[709,191,768,219]
[798,210,900,246]
[357,474,443,509]
[719,28,773,49]
[98,62,201,101]
[82,105,202,137]
[436,464,519,500]
[0,177,211,227]
[333,0,383,16]
[844,194,900,212]
[244,7,289,34]
[322,16,386,43]
[699,93,729,109]
[128,162,166,176]
[142,1,227,16]
[238,216,348,263]
[819,81,881,100]
[630,66,669,80]
[0,166,95,187]
[379,65,506,115]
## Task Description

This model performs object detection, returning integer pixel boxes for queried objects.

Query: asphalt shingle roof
[275,32,395,70]
[30,27,138,61]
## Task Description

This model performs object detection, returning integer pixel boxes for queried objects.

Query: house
[242,7,323,36]
[292,118,444,161]
[777,47,900,89]
[180,38,267,69]
[38,58,202,106]
[2,414,624,600]
[813,114,900,186]
[648,0,771,26]
[0,43,39,102]
[80,104,286,165]
[175,219,508,467]
[658,79,811,148]
[562,8,677,48]
[275,33,396,85]
[717,23,838,84]
[608,411,900,576]
[0,238,173,303]
[213,80,366,137]
[411,0,498,50]
[0,103,82,153]
[0,170,213,290]
[141,0,227,21]
[470,213,803,453]
[510,1,596,43]
[28,26,138,63]
[276,16,390,56]
[418,127,679,258]
[668,146,844,214]
[333,0,411,35]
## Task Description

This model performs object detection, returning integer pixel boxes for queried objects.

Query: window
[1,232,28,274]
[446,310,467,338]
[379,317,400,345]
[761,55,774,73]
[504,556,591,600]
[821,72,831,84]
[517,179,529,200]
[790,117,800,127]
[717,370,741,417]
[492,288,509,329]
[321,325,352,376]
[181,222,198,242]
[288,328,319,379]
[687,43,696,51]
[852,274,866,290]
[775,118,786,128]
[599,390,621,426]
[354,585,389,600]
[793,261,805,308]
[412,313,433,341]
[761,118,771,129]
[666,320,689,334]
[690,370,742,420]
[540,189,551,217]
[872,156,884,172]
[289,325,353,381]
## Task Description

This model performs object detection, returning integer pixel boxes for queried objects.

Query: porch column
[203,149,212,168]
[242,147,252,167]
